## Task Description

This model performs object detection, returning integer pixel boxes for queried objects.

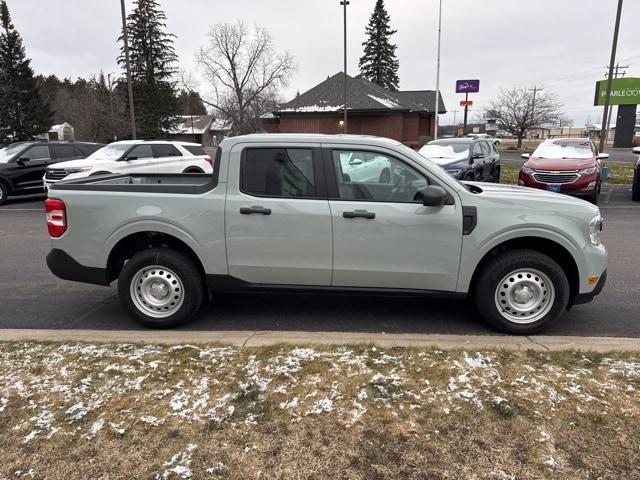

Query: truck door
[325,146,463,292]
[225,143,332,285]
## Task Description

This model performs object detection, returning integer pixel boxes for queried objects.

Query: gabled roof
[275,72,446,115]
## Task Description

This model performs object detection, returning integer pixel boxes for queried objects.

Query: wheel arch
[106,231,206,283]
[468,236,580,307]
[182,166,204,173]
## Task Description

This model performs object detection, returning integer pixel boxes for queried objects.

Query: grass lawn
[1,342,640,479]
[500,162,634,185]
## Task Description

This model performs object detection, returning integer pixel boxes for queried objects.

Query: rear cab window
[240,148,317,198]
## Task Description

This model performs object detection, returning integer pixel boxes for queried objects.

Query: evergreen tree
[358,0,399,91]
[0,1,52,144]
[118,0,179,138]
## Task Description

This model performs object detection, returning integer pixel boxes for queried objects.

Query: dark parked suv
[0,140,104,205]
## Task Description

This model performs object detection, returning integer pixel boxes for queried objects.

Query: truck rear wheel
[117,248,205,328]
[474,249,569,333]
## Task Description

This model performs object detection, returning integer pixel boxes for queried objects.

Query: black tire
[0,182,8,206]
[183,168,204,174]
[117,248,205,328]
[492,166,501,183]
[589,188,599,205]
[474,249,570,334]
[632,171,640,201]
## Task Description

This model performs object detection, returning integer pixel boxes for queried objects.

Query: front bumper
[573,269,607,305]
[47,248,110,286]
[518,172,599,196]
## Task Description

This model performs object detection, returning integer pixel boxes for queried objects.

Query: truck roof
[220,133,404,148]
[108,140,202,146]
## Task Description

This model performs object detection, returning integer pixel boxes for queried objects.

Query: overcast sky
[11,0,640,126]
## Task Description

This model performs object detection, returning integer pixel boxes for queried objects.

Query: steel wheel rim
[130,265,184,318]
[494,268,555,324]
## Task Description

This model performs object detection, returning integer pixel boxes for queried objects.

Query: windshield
[0,143,31,163]
[419,143,470,161]
[532,141,593,159]
[85,143,132,161]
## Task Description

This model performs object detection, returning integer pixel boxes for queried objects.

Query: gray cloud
[12,0,640,125]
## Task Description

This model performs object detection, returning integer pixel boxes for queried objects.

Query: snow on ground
[1,343,640,477]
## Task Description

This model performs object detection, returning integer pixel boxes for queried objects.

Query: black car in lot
[0,140,104,205]
[418,138,501,182]
[633,146,640,202]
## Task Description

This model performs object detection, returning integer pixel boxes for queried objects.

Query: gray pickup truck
[45,134,607,333]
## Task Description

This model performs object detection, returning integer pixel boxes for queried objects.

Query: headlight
[588,215,603,246]
[579,167,597,175]
[445,168,462,176]
[521,166,535,175]
[64,166,93,174]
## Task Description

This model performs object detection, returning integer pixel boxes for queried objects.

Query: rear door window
[183,145,206,156]
[152,144,182,158]
[241,148,316,198]
[50,145,77,160]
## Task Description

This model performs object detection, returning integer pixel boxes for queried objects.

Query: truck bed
[50,173,215,194]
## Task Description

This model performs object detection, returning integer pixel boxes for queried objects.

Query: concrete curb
[1,329,639,352]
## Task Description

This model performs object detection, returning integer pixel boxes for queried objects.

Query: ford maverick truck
[45,134,607,333]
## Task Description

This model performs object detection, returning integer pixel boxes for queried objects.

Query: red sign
[460,100,473,107]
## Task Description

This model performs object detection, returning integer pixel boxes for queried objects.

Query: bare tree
[483,87,563,148]
[196,21,296,135]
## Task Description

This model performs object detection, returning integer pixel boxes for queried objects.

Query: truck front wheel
[118,248,205,328]
[474,249,569,333]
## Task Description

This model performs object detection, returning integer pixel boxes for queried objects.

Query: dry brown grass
[1,342,640,479]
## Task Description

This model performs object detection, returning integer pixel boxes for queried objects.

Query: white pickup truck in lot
[45,134,607,333]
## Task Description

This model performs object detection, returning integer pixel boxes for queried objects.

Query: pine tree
[118,0,179,138]
[358,0,399,91]
[0,1,52,144]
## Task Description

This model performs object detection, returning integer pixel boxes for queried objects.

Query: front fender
[456,225,584,293]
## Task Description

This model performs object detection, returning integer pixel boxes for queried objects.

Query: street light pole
[433,0,442,140]
[120,0,137,140]
[599,0,624,152]
[340,0,349,133]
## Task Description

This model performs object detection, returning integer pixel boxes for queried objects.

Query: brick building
[262,72,445,147]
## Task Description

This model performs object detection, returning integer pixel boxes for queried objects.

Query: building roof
[275,72,446,115]
[167,115,231,135]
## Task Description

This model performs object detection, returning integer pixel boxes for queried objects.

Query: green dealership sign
[594,77,640,106]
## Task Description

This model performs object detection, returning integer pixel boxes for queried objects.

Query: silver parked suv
[44,134,607,333]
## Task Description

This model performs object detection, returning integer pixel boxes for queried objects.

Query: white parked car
[44,140,213,188]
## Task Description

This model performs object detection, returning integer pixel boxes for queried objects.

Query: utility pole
[107,73,116,141]
[452,109,459,127]
[120,0,136,140]
[433,0,442,140]
[528,85,543,138]
[340,0,349,133]
[603,62,628,144]
[599,0,624,152]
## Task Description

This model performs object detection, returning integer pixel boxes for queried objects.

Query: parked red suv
[518,138,608,203]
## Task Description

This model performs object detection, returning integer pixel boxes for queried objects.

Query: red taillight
[204,155,213,167]
[45,198,67,237]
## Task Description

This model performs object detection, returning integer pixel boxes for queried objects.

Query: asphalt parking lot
[1,187,638,337]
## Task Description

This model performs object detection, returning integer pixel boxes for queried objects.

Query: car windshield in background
[533,142,593,159]
[86,143,132,161]
[0,143,31,163]
[419,143,470,163]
